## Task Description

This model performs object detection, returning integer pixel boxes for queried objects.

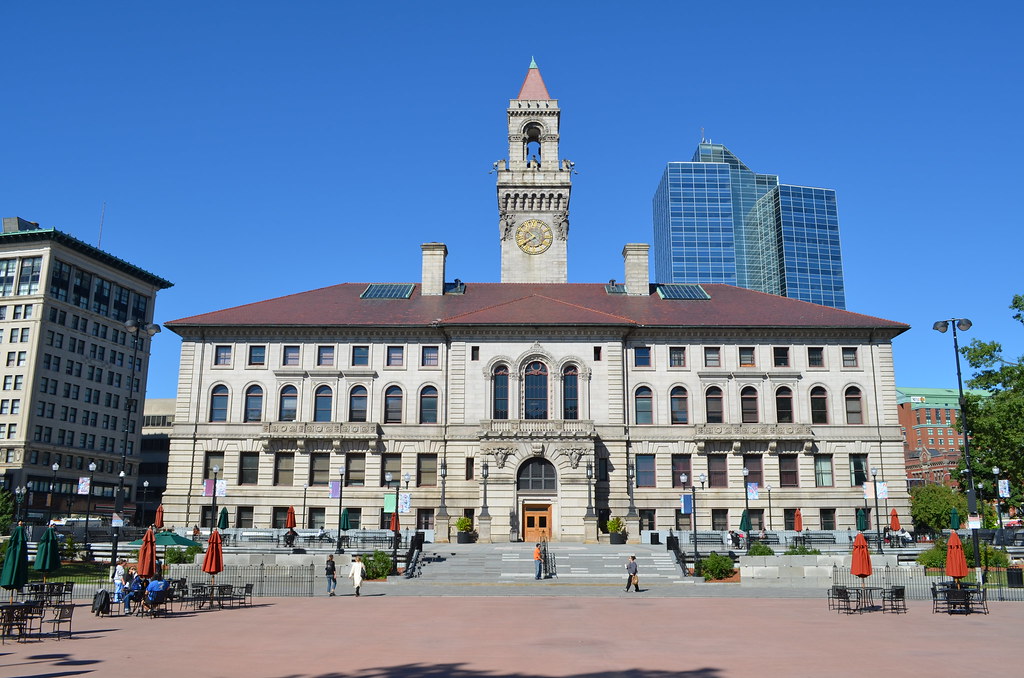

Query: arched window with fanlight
[810,386,829,424]
[845,386,864,424]
[705,386,724,423]
[517,457,557,491]
[670,386,688,425]
[524,361,548,420]
[775,386,793,423]
[314,385,333,422]
[562,365,579,420]
[244,385,263,422]
[348,386,367,422]
[635,386,653,424]
[419,386,438,424]
[493,365,509,419]
[278,385,298,422]
[741,386,759,423]
[209,385,229,422]
[384,386,403,423]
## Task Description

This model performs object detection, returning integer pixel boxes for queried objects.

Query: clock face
[515,219,553,254]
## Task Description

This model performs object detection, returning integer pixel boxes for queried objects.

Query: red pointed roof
[517,60,551,100]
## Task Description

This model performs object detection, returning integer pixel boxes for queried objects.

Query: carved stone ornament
[531,442,545,457]
[561,447,586,469]
[484,446,516,469]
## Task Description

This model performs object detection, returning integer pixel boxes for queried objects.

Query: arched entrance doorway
[517,458,557,542]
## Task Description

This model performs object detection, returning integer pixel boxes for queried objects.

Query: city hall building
[160,63,910,543]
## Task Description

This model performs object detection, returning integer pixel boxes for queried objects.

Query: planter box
[609,533,626,545]
[456,531,474,544]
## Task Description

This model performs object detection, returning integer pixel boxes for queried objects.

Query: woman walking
[349,555,366,597]
[325,554,337,596]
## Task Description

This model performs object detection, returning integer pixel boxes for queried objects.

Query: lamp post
[480,461,490,518]
[48,463,60,525]
[208,465,220,529]
[585,461,595,518]
[870,467,884,554]
[335,464,346,554]
[626,462,637,517]
[764,483,773,531]
[302,483,309,529]
[110,318,161,569]
[14,485,27,522]
[437,459,448,518]
[933,317,981,568]
[741,467,750,535]
[384,471,400,575]
[681,472,705,572]
[993,466,1004,533]
[84,462,97,544]
[141,480,149,527]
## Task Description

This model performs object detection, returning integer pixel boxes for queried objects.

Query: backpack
[92,589,111,616]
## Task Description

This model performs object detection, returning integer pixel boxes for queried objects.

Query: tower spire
[517,59,551,100]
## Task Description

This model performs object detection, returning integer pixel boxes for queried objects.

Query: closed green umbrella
[33,526,63,580]
[339,508,351,531]
[1,524,29,602]
[218,507,229,530]
[739,509,751,533]
[856,508,868,531]
[950,507,961,530]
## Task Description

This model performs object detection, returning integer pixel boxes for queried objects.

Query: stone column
[626,516,641,543]
[477,515,493,543]
[434,515,451,544]
[583,515,599,543]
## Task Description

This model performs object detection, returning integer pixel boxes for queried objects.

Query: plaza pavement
[3,576,1022,678]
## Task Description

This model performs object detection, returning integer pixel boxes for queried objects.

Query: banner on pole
[215,479,227,497]
[999,479,1010,499]
[747,482,759,501]
[77,477,91,495]
[329,480,341,499]
[680,494,692,514]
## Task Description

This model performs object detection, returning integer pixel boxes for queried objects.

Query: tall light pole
[585,461,595,518]
[209,465,220,528]
[681,472,705,572]
[764,483,773,531]
[14,485,27,523]
[302,483,309,528]
[437,459,448,518]
[993,466,1004,533]
[48,463,60,525]
[933,317,981,568]
[141,480,150,526]
[870,467,884,554]
[385,471,400,575]
[335,464,346,554]
[84,461,97,543]
[626,462,637,517]
[741,467,750,534]
[480,461,490,518]
[110,318,161,569]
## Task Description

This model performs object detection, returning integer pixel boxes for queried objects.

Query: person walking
[112,558,127,603]
[349,554,366,597]
[533,543,543,580]
[325,554,337,596]
[624,555,640,592]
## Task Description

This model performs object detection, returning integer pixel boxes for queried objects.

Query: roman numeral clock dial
[515,219,553,255]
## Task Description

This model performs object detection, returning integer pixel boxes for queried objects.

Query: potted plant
[455,516,476,543]
[606,516,627,544]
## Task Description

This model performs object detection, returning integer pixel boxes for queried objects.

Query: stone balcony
[477,419,596,441]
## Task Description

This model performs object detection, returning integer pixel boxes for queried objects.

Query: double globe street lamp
[680,472,706,572]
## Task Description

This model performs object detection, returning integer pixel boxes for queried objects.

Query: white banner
[77,476,91,495]
[746,482,759,501]
[999,479,1010,499]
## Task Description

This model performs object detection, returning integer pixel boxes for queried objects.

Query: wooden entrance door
[522,504,552,542]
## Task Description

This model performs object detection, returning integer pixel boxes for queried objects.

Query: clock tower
[498,60,572,283]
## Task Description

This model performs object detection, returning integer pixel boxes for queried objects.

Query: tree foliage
[910,484,966,534]
[0,489,13,534]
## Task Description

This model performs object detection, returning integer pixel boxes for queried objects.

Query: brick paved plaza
[2,586,1020,678]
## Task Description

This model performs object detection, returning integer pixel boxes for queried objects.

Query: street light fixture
[681,472,706,573]
[48,463,60,525]
[437,459,448,519]
[585,461,595,518]
[335,464,346,554]
[480,462,490,518]
[741,467,750,535]
[302,483,309,529]
[110,318,161,569]
[84,462,97,545]
[933,317,981,569]
[14,485,27,523]
[384,471,400,575]
[993,466,1004,533]
[141,480,150,527]
[764,483,773,531]
[870,467,884,554]
[210,465,220,529]
[626,462,637,517]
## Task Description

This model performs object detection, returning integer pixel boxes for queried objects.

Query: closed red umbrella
[285,506,297,529]
[137,527,157,578]
[202,528,225,584]
[793,509,803,532]
[389,510,399,532]
[945,530,969,583]
[851,532,872,583]
[154,505,164,529]
[889,509,901,531]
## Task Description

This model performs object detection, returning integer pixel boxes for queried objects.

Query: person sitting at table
[284,527,298,547]
[122,567,145,614]
[143,573,170,611]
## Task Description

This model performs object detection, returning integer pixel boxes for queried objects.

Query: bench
[239,533,280,545]
[694,532,725,548]
[748,533,781,546]
[303,534,335,545]
[796,532,835,547]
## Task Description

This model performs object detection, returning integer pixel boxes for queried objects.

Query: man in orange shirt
[533,544,543,580]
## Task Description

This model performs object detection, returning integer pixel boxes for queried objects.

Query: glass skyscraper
[653,143,846,309]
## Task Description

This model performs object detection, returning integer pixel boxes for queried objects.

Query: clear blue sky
[3,2,1021,399]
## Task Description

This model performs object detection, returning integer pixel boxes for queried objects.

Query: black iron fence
[832,565,1024,602]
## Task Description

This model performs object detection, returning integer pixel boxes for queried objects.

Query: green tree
[910,484,966,534]
[0,488,13,534]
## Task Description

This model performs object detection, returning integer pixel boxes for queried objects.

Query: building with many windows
[897,386,989,486]
[0,217,172,524]
[159,63,908,542]
[653,143,847,309]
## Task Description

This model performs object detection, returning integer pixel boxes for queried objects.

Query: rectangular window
[849,454,869,486]
[204,452,225,480]
[842,347,858,368]
[711,508,729,531]
[421,346,439,367]
[214,345,232,366]
[739,347,755,367]
[708,455,728,488]
[352,346,369,366]
[669,346,686,367]
[634,346,651,367]
[471,346,480,361]
[416,508,435,530]
[314,346,334,367]
[417,453,437,486]
[282,345,300,366]
[386,346,404,367]
[593,346,602,361]
[814,455,833,487]
[381,454,401,486]
[773,347,790,367]
[465,457,475,480]
[272,507,290,529]
[671,454,691,487]
[808,347,824,368]
[346,454,365,486]
[779,456,799,488]
[248,346,266,366]
[743,455,763,486]
[783,508,798,531]
[274,453,295,486]
[235,506,254,529]
[704,347,721,367]
[820,508,837,531]
[309,453,330,486]
[635,454,656,487]
[238,452,259,485]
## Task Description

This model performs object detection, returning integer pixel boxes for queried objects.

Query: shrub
[363,550,393,579]
[784,544,822,556]
[747,541,775,556]
[454,516,474,533]
[967,541,1011,568]
[164,545,203,565]
[916,540,947,568]
[605,516,625,533]
[699,552,735,581]
[59,533,81,560]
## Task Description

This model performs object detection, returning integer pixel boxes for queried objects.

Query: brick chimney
[421,243,448,296]
[622,243,650,296]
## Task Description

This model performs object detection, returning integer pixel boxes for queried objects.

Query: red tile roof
[166,283,909,335]
[517,65,551,100]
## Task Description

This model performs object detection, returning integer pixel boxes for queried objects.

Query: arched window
[517,457,557,491]
[775,386,793,424]
[279,385,298,422]
[845,387,863,424]
[244,385,263,423]
[384,386,403,423]
[314,385,333,422]
[634,386,653,424]
[524,361,548,420]
[706,386,724,423]
[419,386,438,424]
[209,385,228,422]
[493,365,509,420]
[810,386,829,424]
[741,386,759,423]
[562,366,579,420]
[348,386,367,422]
[670,387,688,425]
